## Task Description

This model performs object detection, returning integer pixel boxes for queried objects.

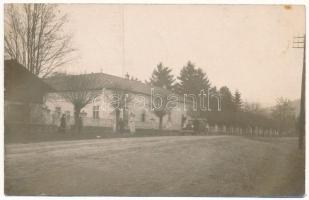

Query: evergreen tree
[219,86,234,111]
[233,90,242,112]
[149,62,175,90]
[176,61,210,95]
[209,86,220,111]
[176,61,211,115]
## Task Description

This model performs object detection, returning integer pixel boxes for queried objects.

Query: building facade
[44,73,190,131]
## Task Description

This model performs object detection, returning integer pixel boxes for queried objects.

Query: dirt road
[5,136,304,196]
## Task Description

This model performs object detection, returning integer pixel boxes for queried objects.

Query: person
[129,112,136,134]
[60,114,66,134]
[193,119,199,134]
[112,118,117,133]
[166,120,172,129]
[181,115,187,129]
[118,118,124,133]
[150,118,156,129]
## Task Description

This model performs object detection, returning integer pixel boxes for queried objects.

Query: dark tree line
[148,61,245,113]
[147,61,297,133]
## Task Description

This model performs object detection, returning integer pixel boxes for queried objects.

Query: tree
[60,75,101,131]
[4,4,74,77]
[243,102,267,116]
[209,86,220,111]
[176,61,211,115]
[271,98,296,135]
[176,61,210,95]
[233,90,242,112]
[149,62,175,91]
[219,86,234,111]
[151,93,171,130]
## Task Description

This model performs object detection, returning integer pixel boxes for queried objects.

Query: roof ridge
[44,71,174,95]
[46,71,150,87]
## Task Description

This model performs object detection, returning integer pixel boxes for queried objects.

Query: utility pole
[121,5,125,78]
[293,35,306,150]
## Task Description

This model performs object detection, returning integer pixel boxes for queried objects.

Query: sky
[59,4,305,107]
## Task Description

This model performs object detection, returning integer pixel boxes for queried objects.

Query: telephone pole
[121,5,125,78]
[293,35,305,150]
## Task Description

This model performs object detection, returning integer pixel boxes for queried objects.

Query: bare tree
[60,75,101,131]
[4,4,74,77]
[271,97,296,135]
[152,93,172,130]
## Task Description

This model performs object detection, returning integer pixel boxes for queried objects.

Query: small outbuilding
[4,59,54,124]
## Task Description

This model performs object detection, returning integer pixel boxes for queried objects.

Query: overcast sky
[60,4,305,107]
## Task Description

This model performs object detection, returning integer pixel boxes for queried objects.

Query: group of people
[59,114,83,134]
[114,111,136,133]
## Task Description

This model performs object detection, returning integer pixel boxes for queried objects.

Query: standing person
[112,118,117,133]
[129,112,136,134]
[193,118,199,134]
[181,114,187,129]
[150,118,156,129]
[119,118,124,133]
[60,114,66,134]
[166,120,172,129]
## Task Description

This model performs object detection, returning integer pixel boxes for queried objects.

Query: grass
[5,135,304,196]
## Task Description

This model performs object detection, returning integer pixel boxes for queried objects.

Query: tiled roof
[44,72,170,96]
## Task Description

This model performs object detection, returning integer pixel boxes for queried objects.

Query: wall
[44,89,188,130]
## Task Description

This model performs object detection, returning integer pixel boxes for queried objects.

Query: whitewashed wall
[44,89,188,130]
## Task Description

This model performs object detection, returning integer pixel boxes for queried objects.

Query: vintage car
[182,118,209,134]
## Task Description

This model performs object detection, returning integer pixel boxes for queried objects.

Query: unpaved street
[5,136,304,196]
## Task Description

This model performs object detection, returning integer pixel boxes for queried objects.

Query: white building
[44,73,190,131]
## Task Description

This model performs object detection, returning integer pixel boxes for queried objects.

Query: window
[93,106,100,119]
[55,107,61,113]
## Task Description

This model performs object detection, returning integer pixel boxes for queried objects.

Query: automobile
[182,118,209,134]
